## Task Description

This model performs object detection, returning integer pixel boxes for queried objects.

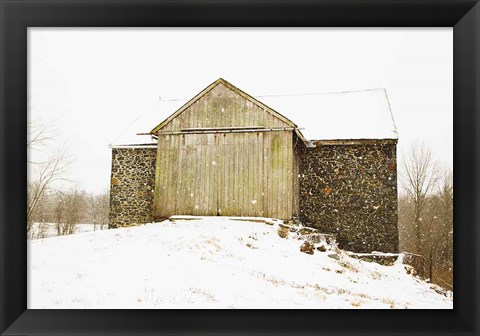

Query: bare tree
[54,189,85,236]
[27,118,53,156]
[401,142,440,254]
[27,118,70,233]
[89,191,110,231]
[399,166,454,288]
[432,169,453,288]
[438,169,453,231]
[27,147,70,232]
[398,195,416,253]
[398,146,453,288]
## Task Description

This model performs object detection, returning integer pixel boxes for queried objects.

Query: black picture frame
[1,1,478,335]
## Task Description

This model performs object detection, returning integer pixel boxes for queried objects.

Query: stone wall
[299,140,398,253]
[109,147,157,228]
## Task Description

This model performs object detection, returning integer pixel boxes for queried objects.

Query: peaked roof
[150,78,302,138]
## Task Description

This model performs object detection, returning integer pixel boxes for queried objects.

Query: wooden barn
[150,79,304,220]
[109,78,399,252]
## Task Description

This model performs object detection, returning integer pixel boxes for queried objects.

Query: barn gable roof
[260,89,398,141]
[150,78,305,141]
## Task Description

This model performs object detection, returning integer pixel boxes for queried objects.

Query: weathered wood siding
[292,134,303,218]
[153,81,297,220]
[158,83,291,132]
[153,130,295,220]
[261,131,293,219]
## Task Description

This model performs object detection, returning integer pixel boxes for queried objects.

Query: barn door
[154,132,265,218]
[184,133,218,216]
[217,132,264,217]
[181,132,265,217]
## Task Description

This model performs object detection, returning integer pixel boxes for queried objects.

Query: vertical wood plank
[263,132,269,218]
[248,133,254,215]
[272,133,278,219]
[165,135,173,216]
[252,133,257,216]
[258,132,264,217]
[204,135,211,215]
[199,137,206,213]
[153,135,165,218]
[233,133,238,214]
[286,131,292,219]
[174,134,182,214]
[245,134,250,216]
[217,134,223,215]
[260,132,265,216]
[162,135,171,216]
[237,133,243,216]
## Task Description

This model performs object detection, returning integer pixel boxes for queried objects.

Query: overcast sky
[28,28,452,194]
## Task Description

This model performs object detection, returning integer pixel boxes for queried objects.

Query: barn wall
[292,134,304,219]
[299,140,398,253]
[159,83,290,132]
[109,147,157,228]
[262,131,293,219]
[153,130,294,220]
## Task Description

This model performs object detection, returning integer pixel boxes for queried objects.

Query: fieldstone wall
[109,147,157,228]
[299,140,398,253]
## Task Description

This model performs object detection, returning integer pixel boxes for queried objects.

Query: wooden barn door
[217,132,264,217]
[178,133,219,216]
[154,132,265,218]
[181,132,265,217]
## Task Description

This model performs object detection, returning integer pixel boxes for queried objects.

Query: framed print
[1,0,479,335]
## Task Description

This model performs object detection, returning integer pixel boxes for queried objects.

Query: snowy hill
[28,218,452,309]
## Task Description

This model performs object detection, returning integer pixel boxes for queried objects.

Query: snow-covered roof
[259,89,398,141]
[110,87,398,146]
[109,100,184,147]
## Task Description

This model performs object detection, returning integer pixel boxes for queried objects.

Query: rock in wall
[299,140,398,253]
[109,147,157,228]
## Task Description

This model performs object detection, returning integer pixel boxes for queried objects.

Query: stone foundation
[109,147,157,228]
[299,140,398,253]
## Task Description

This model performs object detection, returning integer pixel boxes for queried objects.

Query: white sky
[28,28,452,194]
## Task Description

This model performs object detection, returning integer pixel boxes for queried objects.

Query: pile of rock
[347,252,399,266]
[276,223,337,256]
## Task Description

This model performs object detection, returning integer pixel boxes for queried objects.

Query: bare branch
[27,118,55,151]
[27,118,71,232]
[400,142,441,253]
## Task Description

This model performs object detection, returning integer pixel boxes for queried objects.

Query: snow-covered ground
[28,222,106,240]
[28,218,453,309]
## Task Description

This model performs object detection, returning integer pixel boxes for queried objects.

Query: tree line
[27,118,109,239]
[28,190,109,239]
[399,143,453,290]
